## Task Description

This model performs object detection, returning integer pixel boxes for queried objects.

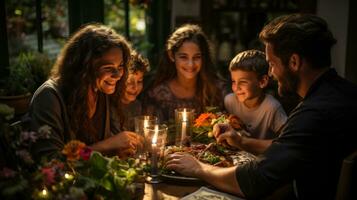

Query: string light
[42,189,47,196]
[64,173,74,180]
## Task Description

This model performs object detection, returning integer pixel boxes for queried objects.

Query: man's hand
[165,152,204,177]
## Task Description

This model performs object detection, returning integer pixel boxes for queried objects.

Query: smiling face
[95,47,124,94]
[231,69,266,106]
[265,43,298,97]
[121,71,144,104]
[171,41,202,80]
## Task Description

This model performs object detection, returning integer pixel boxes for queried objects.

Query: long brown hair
[50,23,131,139]
[153,24,224,109]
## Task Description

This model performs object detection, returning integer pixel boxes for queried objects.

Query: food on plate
[192,113,247,144]
[164,143,234,167]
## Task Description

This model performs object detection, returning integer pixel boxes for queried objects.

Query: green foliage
[0,52,52,96]
[191,107,228,144]
[0,104,143,199]
[104,0,153,56]
[202,152,221,165]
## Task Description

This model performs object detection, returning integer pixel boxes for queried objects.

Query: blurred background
[0,0,355,96]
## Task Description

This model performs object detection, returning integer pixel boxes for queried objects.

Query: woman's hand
[212,123,243,149]
[91,131,144,156]
[114,131,144,150]
[165,152,204,177]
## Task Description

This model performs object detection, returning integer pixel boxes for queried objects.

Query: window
[5,0,68,62]
[104,0,151,56]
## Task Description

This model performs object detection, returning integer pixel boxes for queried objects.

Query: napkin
[181,186,245,200]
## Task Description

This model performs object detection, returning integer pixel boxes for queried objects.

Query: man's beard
[277,68,299,98]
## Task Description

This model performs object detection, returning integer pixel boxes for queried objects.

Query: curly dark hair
[259,14,336,69]
[153,24,223,109]
[50,23,132,139]
[128,50,150,74]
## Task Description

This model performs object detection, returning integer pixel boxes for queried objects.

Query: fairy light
[42,189,47,196]
[39,187,49,198]
[64,173,74,180]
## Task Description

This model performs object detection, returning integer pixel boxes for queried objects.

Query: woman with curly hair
[29,23,142,158]
[144,24,228,123]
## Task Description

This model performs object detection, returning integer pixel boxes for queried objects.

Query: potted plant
[0,51,52,115]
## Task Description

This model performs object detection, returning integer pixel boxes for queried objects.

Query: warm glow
[64,173,74,180]
[183,108,187,121]
[42,189,47,196]
[144,119,149,129]
[152,125,159,145]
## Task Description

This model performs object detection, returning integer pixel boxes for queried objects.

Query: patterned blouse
[143,80,228,123]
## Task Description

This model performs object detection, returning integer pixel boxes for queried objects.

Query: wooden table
[142,182,201,200]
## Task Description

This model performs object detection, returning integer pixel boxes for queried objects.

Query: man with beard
[166,14,357,199]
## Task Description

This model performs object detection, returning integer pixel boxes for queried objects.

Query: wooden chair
[335,150,357,200]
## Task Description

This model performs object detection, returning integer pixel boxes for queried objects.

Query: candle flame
[42,188,47,196]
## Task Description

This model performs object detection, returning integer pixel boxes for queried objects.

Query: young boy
[111,50,150,132]
[224,49,287,139]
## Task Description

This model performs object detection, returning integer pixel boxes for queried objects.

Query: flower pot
[0,93,32,115]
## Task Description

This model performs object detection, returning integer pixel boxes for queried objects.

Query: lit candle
[152,124,158,145]
[151,125,159,177]
[144,119,149,130]
[143,118,149,139]
[181,109,187,146]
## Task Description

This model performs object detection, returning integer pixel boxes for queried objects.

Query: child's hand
[212,123,230,138]
[213,123,244,149]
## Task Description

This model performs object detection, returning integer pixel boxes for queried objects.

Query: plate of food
[160,170,203,185]
[162,143,256,184]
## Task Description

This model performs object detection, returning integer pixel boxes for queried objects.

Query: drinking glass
[145,124,168,184]
[134,115,158,161]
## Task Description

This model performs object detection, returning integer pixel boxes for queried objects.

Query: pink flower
[41,167,56,186]
[79,147,92,161]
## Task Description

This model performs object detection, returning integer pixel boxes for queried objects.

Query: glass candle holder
[134,115,158,161]
[145,124,168,184]
[175,108,195,146]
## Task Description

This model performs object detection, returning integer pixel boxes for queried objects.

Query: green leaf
[76,175,97,190]
[99,174,114,191]
[125,168,137,183]
[113,175,126,188]
[89,152,109,179]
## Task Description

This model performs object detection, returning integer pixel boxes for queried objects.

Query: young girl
[111,50,150,132]
[144,24,228,123]
[224,50,287,139]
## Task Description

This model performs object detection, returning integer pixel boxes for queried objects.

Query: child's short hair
[129,50,150,74]
[229,50,268,79]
